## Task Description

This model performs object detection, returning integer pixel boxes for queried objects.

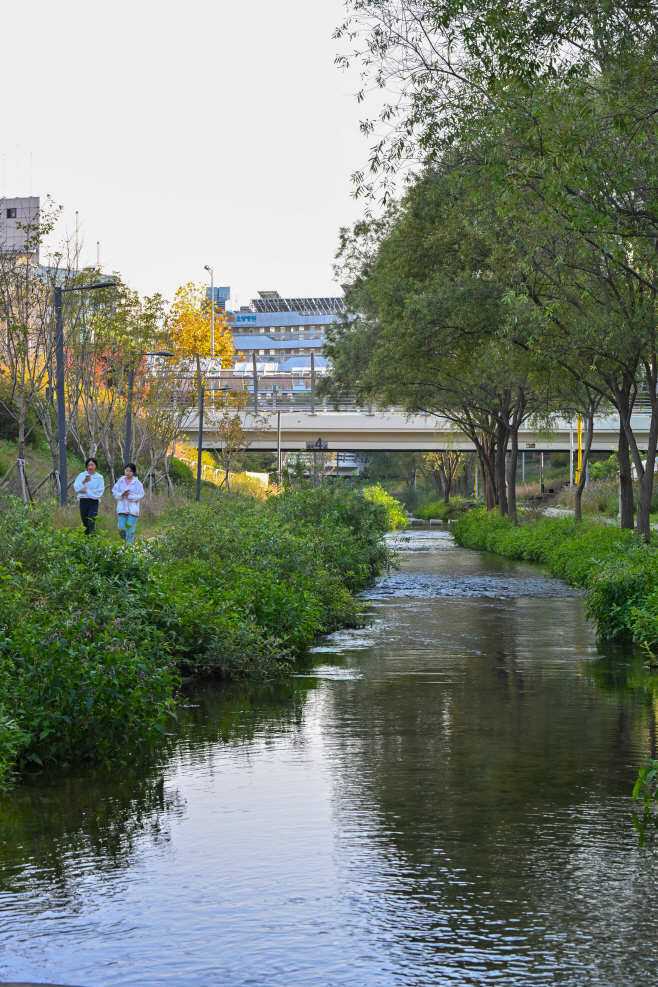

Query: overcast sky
[2,0,379,308]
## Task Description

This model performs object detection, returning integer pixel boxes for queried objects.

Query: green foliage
[0,609,178,768]
[453,509,658,642]
[167,456,195,485]
[589,455,619,481]
[362,484,408,530]
[632,756,658,845]
[416,497,468,521]
[0,487,392,784]
[237,450,277,473]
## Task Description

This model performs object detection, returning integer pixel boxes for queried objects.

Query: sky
[2,0,380,309]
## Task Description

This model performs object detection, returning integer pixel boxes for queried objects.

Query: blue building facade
[220,291,345,373]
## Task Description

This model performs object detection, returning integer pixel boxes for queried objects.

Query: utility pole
[125,359,135,464]
[277,410,281,478]
[204,265,214,357]
[310,351,316,414]
[196,353,204,502]
[252,353,259,413]
[54,286,66,506]
[54,279,116,506]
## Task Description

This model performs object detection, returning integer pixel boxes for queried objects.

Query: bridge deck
[183,411,649,453]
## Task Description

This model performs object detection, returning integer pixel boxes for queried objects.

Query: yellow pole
[575,413,583,484]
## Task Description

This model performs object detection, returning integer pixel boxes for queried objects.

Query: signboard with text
[306,439,328,451]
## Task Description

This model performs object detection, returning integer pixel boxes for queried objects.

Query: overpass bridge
[184,409,651,454]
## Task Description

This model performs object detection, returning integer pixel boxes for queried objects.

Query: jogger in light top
[73,457,105,535]
[111,463,145,545]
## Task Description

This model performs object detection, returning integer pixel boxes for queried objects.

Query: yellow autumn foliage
[167,282,235,363]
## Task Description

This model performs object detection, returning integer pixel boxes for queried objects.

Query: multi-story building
[0,196,40,263]
[223,290,345,373]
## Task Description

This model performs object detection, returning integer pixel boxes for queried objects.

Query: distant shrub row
[0,487,394,785]
[453,509,658,648]
[415,496,469,521]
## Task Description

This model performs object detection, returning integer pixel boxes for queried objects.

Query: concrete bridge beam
[182,411,649,454]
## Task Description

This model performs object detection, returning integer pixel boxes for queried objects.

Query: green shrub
[589,454,619,481]
[0,487,393,783]
[416,496,468,521]
[168,456,195,485]
[453,509,658,642]
[362,484,408,530]
[0,609,177,770]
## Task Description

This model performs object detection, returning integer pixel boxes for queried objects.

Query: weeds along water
[453,508,658,647]
[0,486,396,785]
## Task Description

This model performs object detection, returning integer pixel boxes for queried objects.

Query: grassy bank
[453,509,658,651]
[0,486,394,785]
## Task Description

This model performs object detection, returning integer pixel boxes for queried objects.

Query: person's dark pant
[79,498,99,534]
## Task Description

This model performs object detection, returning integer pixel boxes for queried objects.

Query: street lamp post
[55,280,116,506]
[195,361,230,503]
[196,364,205,503]
[204,265,214,358]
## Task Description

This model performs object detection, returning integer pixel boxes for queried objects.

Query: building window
[6,208,16,218]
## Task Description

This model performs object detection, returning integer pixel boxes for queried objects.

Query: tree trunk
[617,426,634,530]
[496,421,508,517]
[636,410,658,542]
[471,431,497,510]
[483,462,496,511]
[439,460,451,505]
[17,392,25,462]
[574,409,595,522]
[617,378,658,542]
[507,428,519,524]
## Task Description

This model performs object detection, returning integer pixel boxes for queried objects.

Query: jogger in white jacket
[111,463,145,545]
[73,457,105,535]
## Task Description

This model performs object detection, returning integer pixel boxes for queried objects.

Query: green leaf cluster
[0,487,394,785]
[453,508,658,639]
[362,484,409,529]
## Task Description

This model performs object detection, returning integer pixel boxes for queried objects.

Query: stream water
[1,528,657,986]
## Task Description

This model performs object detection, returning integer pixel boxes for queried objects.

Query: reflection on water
[0,529,657,986]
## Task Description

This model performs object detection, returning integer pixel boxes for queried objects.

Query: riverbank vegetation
[453,510,658,650]
[0,486,394,786]
[326,2,658,539]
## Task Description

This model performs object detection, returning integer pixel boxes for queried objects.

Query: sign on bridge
[306,438,328,451]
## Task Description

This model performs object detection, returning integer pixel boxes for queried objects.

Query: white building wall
[0,196,40,260]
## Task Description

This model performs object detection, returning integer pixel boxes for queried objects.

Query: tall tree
[337,0,658,537]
